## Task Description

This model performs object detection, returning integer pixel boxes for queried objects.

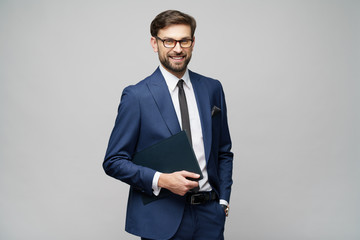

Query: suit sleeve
[217,83,234,203]
[103,86,156,195]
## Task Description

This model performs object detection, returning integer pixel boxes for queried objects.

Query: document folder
[132,131,203,204]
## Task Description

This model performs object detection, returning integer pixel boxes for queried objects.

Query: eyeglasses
[155,36,193,48]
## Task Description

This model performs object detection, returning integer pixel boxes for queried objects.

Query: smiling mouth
[169,56,185,62]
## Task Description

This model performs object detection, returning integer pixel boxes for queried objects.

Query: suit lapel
[147,68,181,135]
[190,71,212,162]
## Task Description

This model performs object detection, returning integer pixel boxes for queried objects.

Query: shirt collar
[159,65,191,93]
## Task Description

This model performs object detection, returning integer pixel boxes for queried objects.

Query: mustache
[168,54,186,57]
[168,53,186,57]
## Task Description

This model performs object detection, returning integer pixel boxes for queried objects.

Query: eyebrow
[161,36,192,40]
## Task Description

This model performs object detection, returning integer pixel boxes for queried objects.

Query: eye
[164,39,175,45]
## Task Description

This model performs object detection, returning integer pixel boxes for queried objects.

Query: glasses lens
[164,39,176,48]
[180,40,192,48]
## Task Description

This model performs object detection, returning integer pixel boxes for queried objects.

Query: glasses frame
[155,36,194,48]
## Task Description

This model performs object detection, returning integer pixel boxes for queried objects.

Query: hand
[221,204,229,217]
[158,171,200,196]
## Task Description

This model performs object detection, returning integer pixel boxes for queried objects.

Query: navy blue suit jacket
[103,68,233,239]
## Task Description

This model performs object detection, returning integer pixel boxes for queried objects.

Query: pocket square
[211,106,221,117]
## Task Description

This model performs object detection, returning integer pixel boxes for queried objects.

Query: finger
[186,180,199,189]
[180,170,200,179]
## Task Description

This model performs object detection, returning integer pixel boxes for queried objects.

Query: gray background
[1,0,359,239]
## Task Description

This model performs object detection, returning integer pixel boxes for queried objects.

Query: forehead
[157,24,192,39]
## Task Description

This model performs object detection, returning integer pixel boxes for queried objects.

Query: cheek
[185,49,193,56]
[159,48,169,58]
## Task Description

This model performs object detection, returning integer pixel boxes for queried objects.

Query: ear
[150,37,158,52]
[192,36,195,49]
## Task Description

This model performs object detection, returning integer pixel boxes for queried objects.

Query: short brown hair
[150,10,197,38]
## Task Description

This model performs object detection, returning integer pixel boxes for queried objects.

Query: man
[103,10,233,240]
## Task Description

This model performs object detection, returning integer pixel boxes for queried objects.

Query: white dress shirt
[152,65,228,206]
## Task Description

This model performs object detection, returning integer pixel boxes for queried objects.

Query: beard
[158,52,192,74]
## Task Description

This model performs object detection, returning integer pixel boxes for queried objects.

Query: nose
[173,41,183,53]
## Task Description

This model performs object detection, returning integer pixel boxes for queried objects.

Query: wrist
[158,173,169,188]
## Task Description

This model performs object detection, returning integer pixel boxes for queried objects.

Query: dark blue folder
[132,131,203,204]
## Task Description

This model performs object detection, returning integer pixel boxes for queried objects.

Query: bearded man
[104,10,233,240]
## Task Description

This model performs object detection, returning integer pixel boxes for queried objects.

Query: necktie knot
[177,79,184,89]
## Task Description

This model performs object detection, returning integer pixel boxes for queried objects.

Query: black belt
[185,191,218,205]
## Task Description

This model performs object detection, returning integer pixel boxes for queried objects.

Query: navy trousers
[141,200,226,240]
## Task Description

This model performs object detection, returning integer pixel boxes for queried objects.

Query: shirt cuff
[219,199,229,206]
[152,171,162,196]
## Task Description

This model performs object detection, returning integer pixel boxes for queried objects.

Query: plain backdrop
[1,0,359,239]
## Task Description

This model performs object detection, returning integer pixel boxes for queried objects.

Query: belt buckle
[190,193,205,205]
